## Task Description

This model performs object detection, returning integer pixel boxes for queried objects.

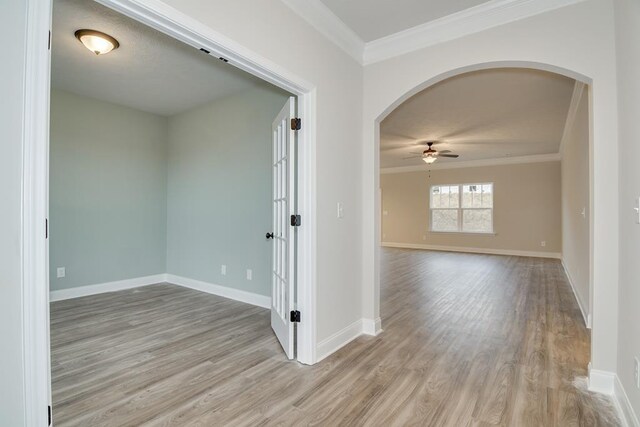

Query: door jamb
[23,0,318,423]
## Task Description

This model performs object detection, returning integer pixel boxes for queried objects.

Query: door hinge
[48,31,51,50]
[290,214,301,227]
[291,118,301,131]
[45,218,48,239]
[48,405,51,425]
[290,310,301,322]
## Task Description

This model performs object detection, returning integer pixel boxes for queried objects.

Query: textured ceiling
[319,0,490,41]
[380,68,576,168]
[52,0,266,116]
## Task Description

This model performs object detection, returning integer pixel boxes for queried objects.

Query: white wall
[159,0,364,344]
[381,162,562,255]
[362,0,620,375]
[561,85,591,325]
[614,0,640,418]
[0,1,28,424]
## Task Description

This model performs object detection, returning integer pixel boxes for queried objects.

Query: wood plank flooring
[50,249,621,426]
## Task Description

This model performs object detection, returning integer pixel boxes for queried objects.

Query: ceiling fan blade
[439,154,459,158]
[438,150,452,154]
[402,155,423,160]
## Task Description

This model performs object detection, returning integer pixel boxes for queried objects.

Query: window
[430,183,493,233]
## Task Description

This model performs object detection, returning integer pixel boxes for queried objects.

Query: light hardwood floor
[50,249,621,426]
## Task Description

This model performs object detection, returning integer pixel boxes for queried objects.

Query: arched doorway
[362,60,618,394]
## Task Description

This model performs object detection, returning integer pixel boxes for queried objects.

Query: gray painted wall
[49,85,288,298]
[166,86,290,296]
[0,1,27,424]
[49,89,168,290]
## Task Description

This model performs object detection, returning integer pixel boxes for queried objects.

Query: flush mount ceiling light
[74,29,119,55]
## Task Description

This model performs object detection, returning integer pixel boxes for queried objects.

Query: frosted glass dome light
[75,29,119,55]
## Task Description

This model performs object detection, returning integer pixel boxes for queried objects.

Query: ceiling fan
[404,142,459,164]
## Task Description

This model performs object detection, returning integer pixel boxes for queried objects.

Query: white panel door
[271,96,297,359]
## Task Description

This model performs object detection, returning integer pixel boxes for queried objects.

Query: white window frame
[429,182,495,234]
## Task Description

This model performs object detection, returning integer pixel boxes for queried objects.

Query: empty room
[3,0,640,426]
[48,0,301,424]
[378,67,599,423]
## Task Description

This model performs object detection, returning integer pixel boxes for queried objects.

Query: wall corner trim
[316,319,366,363]
[381,242,561,259]
[165,274,271,309]
[561,259,590,328]
[362,317,383,336]
[49,274,167,301]
[614,374,640,427]
[49,273,272,309]
[588,366,615,395]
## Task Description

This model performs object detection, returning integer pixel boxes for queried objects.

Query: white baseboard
[381,242,561,259]
[362,317,383,336]
[50,273,271,310]
[165,274,271,309]
[316,319,366,363]
[588,365,616,395]
[561,260,590,328]
[614,375,640,427]
[49,274,166,302]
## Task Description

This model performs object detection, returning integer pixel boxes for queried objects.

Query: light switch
[337,202,344,219]
[635,197,640,224]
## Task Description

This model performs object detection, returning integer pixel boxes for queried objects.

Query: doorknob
[266,232,274,239]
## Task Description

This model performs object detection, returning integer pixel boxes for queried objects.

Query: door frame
[23,0,318,424]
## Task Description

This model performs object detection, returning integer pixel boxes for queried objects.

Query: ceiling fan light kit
[403,141,460,164]
[423,155,437,164]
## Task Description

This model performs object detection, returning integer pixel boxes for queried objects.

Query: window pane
[462,184,492,208]
[432,209,459,232]
[462,209,492,233]
[431,186,442,208]
[448,186,459,208]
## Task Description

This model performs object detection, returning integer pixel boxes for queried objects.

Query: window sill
[428,231,497,236]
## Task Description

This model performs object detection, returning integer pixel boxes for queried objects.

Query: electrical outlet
[57,267,65,278]
[246,269,252,280]
[541,241,546,247]
[221,265,226,276]
[422,235,427,240]
[634,357,640,389]
[383,210,388,216]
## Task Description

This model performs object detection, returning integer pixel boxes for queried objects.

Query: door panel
[271,97,296,359]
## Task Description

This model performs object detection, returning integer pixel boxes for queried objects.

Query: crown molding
[380,153,561,174]
[363,0,584,65]
[363,0,586,65]
[281,0,586,65]
[559,81,586,157]
[279,0,364,62]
